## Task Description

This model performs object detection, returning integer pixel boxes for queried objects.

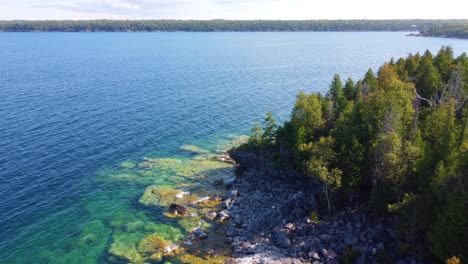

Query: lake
[0,32,467,263]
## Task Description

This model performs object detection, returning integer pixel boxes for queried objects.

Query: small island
[418,24,468,39]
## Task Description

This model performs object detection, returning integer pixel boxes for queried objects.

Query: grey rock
[284,223,295,230]
[205,210,217,221]
[273,231,291,249]
[377,242,384,250]
[168,203,189,215]
[226,227,240,237]
[218,210,230,222]
[191,228,208,240]
[319,234,332,242]
[309,251,321,260]
[343,233,358,246]
[222,198,232,208]
[356,255,366,264]
[235,214,243,225]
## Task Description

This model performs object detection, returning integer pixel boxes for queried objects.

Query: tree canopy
[243,46,467,262]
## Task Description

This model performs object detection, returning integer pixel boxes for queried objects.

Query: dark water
[0,32,467,263]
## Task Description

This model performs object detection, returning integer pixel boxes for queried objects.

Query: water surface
[0,32,467,263]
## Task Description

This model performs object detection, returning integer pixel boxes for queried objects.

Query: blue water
[0,32,467,263]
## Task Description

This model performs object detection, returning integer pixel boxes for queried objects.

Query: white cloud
[0,0,467,20]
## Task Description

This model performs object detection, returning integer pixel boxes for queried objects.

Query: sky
[1,0,467,20]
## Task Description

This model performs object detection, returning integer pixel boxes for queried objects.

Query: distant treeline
[1,19,468,32]
[420,24,468,39]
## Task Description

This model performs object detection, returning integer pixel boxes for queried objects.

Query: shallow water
[0,32,467,263]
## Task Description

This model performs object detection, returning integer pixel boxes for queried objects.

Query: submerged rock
[217,154,236,164]
[169,203,189,216]
[223,177,236,188]
[180,145,210,154]
[191,228,208,240]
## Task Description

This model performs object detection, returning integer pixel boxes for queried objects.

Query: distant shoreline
[1,19,467,33]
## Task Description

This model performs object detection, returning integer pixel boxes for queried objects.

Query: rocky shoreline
[214,150,418,264]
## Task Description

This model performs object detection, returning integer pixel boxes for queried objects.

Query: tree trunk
[324,185,331,214]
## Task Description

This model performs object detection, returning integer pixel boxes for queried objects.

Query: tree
[248,123,263,148]
[415,57,443,100]
[291,92,325,138]
[343,78,357,101]
[300,136,342,213]
[434,46,454,83]
[262,112,278,144]
[363,68,378,92]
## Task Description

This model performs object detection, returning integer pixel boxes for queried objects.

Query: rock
[192,195,222,205]
[168,203,189,215]
[319,234,332,242]
[205,210,217,221]
[224,177,236,188]
[356,255,366,264]
[226,227,239,237]
[230,189,239,198]
[234,214,243,225]
[175,191,189,199]
[191,228,208,240]
[218,154,236,164]
[343,233,358,246]
[273,230,291,248]
[213,179,224,186]
[377,242,384,250]
[203,248,214,255]
[309,251,320,260]
[222,198,232,208]
[218,210,230,222]
[284,223,295,230]
[359,232,367,243]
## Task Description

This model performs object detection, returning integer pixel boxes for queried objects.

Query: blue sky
[1,0,467,20]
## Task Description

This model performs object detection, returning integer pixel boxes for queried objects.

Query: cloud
[34,0,192,14]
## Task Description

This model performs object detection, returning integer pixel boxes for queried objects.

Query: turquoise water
[0,32,467,263]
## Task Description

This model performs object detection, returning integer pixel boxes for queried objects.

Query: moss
[138,234,172,255]
[180,145,210,154]
[138,158,183,171]
[108,233,145,264]
[178,253,229,264]
[121,160,137,169]
[139,186,202,207]
[126,221,146,232]
[309,211,320,224]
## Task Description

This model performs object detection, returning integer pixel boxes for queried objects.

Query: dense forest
[242,46,467,262]
[420,24,468,39]
[0,19,468,32]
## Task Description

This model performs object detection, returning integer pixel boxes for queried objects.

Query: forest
[0,19,467,32]
[420,24,468,39]
[243,46,467,262]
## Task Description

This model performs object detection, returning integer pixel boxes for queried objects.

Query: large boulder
[168,204,189,216]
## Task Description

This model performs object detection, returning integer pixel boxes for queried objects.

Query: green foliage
[1,20,467,32]
[369,183,394,215]
[309,211,320,223]
[262,112,278,144]
[420,24,468,39]
[247,123,263,148]
[340,246,362,264]
[242,46,467,259]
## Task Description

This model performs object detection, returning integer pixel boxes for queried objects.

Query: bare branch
[413,87,434,107]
